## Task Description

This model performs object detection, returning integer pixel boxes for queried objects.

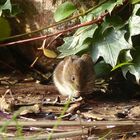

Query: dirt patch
[0,75,140,139]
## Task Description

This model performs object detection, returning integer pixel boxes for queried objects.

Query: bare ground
[0,74,140,139]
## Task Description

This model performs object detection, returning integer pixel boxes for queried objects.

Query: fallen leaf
[129,106,140,118]
[15,104,41,116]
[43,48,57,58]
[0,96,12,112]
[66,102,82,114]
[81,112,104,121]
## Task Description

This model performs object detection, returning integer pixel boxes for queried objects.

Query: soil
[0,73,140,140]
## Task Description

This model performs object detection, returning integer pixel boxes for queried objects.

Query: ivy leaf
[104,16,126,30]
[122,48,140,83]
[0,0,11,16]
[111,50,133,71]
[122,64,140,84]
[131,0,140,4]
[94,60,111,78]
[57,24,98,58]
[116,0,123,5]
[11,4,22,17]
[0,17,11,39]
[129,4,140,39]
[54,1,76,22]
[58,37,90,58]
[89,0,123,18]
[119,50,133,63]
[91,28,132,67]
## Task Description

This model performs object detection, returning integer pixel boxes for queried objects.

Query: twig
[0,120,140,127]
[30,56,39,68]
[4,129,89,140]
[0,0,108,42]
[46,33,62,48]
[0,12,108,48]
[30,38,47,68]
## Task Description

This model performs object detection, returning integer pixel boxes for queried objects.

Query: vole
[53,54,95,98]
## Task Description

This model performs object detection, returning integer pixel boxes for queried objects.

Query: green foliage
[58,24,98,58]
[0,0,12,39]
[120,4,140,83]
[0,0,11,16]
[54,1,76,22]
[91,28,131,67]
[0,17,11,38]
[122,47,140,83]
[11,4,22,17]
[131,0,140,4]
[89,0,123,17]
[55,1,140,83]
[129,4,140,39]
[0,0,21,40]
[112,62,133,71]
[112,50,133,72]
[94,60,111,78]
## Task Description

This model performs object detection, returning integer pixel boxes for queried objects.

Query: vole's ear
[64,55,79,63]
[81,54,94,65]
[71,55,79,61]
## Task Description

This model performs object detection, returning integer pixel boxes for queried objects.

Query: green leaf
[123,65,140,84]
[54,1,76,22]
[57,25,98,58]
[11,4,22,17]
[119,50,133,63]
[94,60,111,78]
[0,17,11,39]
[122,48,140,83]
[58,37,90,58]
[91,27,132,67]
[116,0,123,5]
[131,0,140,4]
[129,4,140,38]
[104,16,126,30]
[89,0,123,18]
[0,0,11,16]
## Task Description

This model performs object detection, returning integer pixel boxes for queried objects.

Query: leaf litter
[0,74,140,139]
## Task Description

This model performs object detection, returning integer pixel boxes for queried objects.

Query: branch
[0,0,108,42]
[3,129,89,140]
[0,120,140,127]
[0,12,108,48]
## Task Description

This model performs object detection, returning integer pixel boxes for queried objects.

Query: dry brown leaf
[66,102,81,114]
[81,112,104,121]
[129,106,140,118]
[15,104,41,116]
[0,96,12,112]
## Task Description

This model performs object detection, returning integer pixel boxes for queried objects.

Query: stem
[0,120,139,127]
[0,0,108,41]
[11,129,89,140]
[0,12,108,48]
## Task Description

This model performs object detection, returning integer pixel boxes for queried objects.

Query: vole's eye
[71,75,75,81]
